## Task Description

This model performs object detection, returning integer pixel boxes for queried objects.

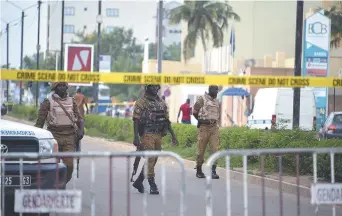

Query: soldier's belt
[144,128,162,134]
[198,119,217,125]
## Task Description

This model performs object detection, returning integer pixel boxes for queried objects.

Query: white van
[247,88,316,130]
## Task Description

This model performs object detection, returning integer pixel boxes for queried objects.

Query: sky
[1,0,49,68]
[0,0,182,69]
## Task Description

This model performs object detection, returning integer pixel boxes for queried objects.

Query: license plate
[0,175,31,186]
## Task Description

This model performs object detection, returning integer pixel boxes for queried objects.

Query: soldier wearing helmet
[132,84,178,195]
[34,82,84,185]
[192,85,220,179]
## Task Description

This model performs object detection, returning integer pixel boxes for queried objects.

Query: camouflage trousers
[141,133,162,178]
[196,124,219,167]
[52,132,76,184]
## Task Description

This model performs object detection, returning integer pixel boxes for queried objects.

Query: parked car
[318,111,342,140]
[1,111,67,215]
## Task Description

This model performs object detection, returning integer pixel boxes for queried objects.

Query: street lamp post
[19,11,24,104]
[292,0,304,129]
[157,0,163,74]
[35,0,42,107]
[6,23,9,102]
[60,0,65,70]
[94,0,102,114]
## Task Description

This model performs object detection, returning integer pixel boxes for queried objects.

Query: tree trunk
[200,30,208,73]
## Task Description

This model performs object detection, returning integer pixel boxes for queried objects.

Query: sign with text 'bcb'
[64,43,94,86]
[14,189,82,213]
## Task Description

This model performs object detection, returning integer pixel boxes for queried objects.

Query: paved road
[62,136,341,216]
[5,117,341,216]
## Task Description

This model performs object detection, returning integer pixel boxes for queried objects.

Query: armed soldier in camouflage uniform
[193,85,220,179]
[35,82,84,184]
[132,84,178,195]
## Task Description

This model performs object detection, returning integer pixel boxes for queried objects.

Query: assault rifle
[130,145,143,182]
[76,141,81,178]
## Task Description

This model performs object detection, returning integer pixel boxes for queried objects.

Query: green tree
[1,64,15,69]
[23,52,56,70]
[169,1,240,62]
[21,53,57,98]
[73,27,144,101]
[322,1,342,48]
[149,42,181,61]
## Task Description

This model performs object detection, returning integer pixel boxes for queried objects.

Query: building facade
[47,0,182,54]
[181,1,324,71]
[46,0,158,53]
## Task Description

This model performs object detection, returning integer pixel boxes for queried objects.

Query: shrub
[8,105,342,181]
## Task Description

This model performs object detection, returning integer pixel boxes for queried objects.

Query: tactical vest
[198,93,220,121]
[140,97,167,130]
[47,95,76,127]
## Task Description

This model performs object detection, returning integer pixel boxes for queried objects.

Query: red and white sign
[64,44,94,86]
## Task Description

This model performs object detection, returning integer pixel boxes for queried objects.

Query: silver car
[318,111,342,140]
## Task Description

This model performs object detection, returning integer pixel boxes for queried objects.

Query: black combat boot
[196,165,206,178]
[148,177,159,195]
[132,169,145,193]
[211,165,220,179]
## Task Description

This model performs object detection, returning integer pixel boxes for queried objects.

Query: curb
[3,115,311,198]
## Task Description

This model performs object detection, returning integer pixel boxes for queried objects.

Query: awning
[221,87,250,96]
[218,87,250,102]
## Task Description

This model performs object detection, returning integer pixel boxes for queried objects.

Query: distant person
[177,99,192,124]
[74,88,89,118]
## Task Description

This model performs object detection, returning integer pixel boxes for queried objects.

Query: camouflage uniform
[35,95,82,184]
[133,93,169,178]
[193,92,220,179]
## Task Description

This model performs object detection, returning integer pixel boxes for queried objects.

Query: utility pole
[6,23,9,102]
[292,0,304,129]
[19,11,25,104]
[35,0,42,107]
[157,0,163,74]
[46,1,51,56]
[60,0,65,70]
[94,0,102,114]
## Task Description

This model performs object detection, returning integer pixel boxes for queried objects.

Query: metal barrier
[204,148,342,216]
[0,151,186,216]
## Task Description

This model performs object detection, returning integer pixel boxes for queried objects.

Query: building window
[106,26,114,33]
[64,7,75,16]
[106,8,119,17]
[64,25,75,33]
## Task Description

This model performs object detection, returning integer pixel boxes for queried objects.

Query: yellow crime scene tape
[1,69,342,88]
[87,102,134,106]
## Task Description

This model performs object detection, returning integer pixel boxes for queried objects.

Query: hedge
[7,105,342,182]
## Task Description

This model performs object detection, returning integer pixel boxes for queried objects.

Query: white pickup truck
[1,114,67,216]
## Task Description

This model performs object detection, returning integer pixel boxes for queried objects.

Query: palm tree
[169,1,240,62]
[322,1,342,48]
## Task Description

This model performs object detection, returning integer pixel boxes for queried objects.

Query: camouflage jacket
[34,96,83,135]
[133,93,169,134]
